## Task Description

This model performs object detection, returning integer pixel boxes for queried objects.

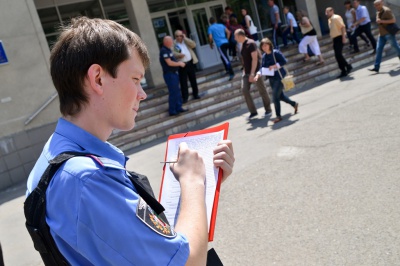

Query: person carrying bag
[272,52,295,91]
[254,38,298,124]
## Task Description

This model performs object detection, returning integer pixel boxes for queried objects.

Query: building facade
[0,0,381,191]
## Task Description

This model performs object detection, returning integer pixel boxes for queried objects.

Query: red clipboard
[159,122,229,242]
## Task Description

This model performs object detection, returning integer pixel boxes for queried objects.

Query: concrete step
[109,28,399,151]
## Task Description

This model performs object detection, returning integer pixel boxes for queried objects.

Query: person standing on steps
[173,30,201,103]
[255,38,298,124]
[160,36,188,116]
[208,17,235,81]
[224,7,239,61]
[228,17,246,61]
[282,6,300,48]
[268,0,282,49]
[241,8,258,43]
[326,7,353,79]
[344,0,370,50]
[297,11,325,65]
[225,6,237,20]
[369,0,400,73]
[350,0,377,54]
[221,13,237,61]
[234,29,272,120]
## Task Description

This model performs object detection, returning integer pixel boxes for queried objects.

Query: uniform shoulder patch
[163,53,169,58]
[136,197,176,238]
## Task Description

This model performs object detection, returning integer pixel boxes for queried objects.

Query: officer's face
[101,47,147,131]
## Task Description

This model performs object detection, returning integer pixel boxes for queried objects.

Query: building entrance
[151,1,226,70]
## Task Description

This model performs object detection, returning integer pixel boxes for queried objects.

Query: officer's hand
[179,62,186,67]
[213,140,235,183]
[170,142,206,186]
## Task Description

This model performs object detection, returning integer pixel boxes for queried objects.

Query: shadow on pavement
[340,75,355,81]
[246,115,270,131]
[389,68,400,77]
[271,114,298,130]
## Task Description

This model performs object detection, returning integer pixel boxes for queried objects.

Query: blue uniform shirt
[207,23,228,48]
[159,45,178,73]
[26,118,189,265]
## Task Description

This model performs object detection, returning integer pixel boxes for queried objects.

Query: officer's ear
[87,64,105,96]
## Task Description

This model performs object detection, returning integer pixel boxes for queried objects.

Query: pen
[161,134,188,164]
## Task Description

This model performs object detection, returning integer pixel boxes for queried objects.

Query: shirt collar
[52,118,127,166]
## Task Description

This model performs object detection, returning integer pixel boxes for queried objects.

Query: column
[124,0,164,87]
[295,0,322,36]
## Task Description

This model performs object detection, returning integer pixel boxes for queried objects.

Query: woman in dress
[254,38,298,124]
[296,10,324,65]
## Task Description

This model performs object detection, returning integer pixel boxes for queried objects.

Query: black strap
[24,151,88,265]
[24,152,164,265]
[127,171,165,215]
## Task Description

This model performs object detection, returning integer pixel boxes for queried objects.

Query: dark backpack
[23,152,163,265]
[24,152,222,265]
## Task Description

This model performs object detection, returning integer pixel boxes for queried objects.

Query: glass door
[151,9,192,49]
[188,3,225,69]
[149,1,226,69]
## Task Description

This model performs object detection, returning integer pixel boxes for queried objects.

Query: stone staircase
[109,28,399,151]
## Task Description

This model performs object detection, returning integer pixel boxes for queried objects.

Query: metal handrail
[24,92,58,125]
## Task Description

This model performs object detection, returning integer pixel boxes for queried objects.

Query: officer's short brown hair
[50,16,150,117]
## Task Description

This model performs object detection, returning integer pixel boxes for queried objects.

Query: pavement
[1,56,399,266]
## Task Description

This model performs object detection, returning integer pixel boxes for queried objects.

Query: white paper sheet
[159,131,224,231]
[261,67,274,76]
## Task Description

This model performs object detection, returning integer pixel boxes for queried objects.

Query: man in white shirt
[282,6,300,48]
[173,30,201,103]
[350,0,377,54]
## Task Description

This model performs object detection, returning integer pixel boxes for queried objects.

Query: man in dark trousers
[173,30,201,103]
[326,7,353,78]
[268,0,282,48]
[234,29,272,119]
[350,0,377,54]
[160,36,188,116]
[208,17,235,81]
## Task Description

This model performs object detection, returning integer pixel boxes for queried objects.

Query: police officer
[25,17,235,265]
[160,36,188,116]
